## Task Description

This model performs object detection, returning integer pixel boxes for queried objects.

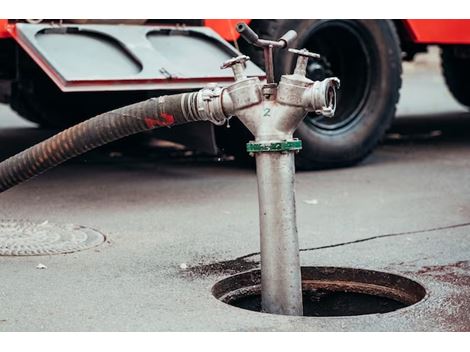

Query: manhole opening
[212,266,426,317]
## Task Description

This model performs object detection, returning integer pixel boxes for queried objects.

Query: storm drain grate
[0,220,106,256]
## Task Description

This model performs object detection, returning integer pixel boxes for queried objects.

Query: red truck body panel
[0,19,10,38]
[404,19,470,44]
[2,19,470,44]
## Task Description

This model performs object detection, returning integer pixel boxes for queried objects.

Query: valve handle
[236,23,298,84]
[220,55,250,69]
[279,31,298,48]
[236,23,259,46]
[288,48,321,77]
[288,48,320,59]
[221,55,251,81]
[236,22,297,49]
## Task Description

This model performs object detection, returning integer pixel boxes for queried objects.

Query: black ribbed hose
[0,92,210,193]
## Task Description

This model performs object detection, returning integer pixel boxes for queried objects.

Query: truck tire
[237,19,402,170]
[441,46,470,108]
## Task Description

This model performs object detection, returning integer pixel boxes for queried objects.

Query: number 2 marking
[263,108,271,117]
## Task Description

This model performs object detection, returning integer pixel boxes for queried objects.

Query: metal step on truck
[0,19,469,169]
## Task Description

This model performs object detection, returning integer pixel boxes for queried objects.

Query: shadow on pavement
[386,111,470,145]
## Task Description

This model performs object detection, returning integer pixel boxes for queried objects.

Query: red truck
[1,19,469,169]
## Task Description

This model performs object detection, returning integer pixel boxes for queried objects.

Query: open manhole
[0,220,106,256]
[212,266,426,317]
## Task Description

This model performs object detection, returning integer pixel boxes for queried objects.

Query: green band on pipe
[246,139,302,153]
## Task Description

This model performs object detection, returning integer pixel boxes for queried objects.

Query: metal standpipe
[0,22,339,318]
[218,23,341,315]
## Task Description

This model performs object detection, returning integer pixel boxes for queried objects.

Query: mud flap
[9,23,265,92]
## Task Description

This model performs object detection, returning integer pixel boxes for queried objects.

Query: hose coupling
[304,77,340,117]
[195,83,230,125]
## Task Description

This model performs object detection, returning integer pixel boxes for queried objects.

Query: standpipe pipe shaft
[256,152,303,316]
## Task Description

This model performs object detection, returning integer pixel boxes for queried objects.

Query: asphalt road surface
[0,48,469,331]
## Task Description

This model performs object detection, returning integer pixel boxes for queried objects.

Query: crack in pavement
[186,221,470,277]
[234,221,470,262]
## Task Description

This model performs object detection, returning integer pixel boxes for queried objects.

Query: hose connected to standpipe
[0,90,227,193]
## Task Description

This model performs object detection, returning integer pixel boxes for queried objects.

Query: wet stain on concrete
[182,256,259,278]
[386,260,470,331]
[181,221,470,281]
[413,261,470,287]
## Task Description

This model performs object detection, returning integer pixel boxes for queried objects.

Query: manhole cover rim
[212,266,428,318]
[0,219,106,256]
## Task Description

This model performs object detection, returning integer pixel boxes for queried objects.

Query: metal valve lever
[288,48,321,58]
[221,55,251,81]
[288,48,321,76]
[236,22,297,49]
[236,22,298,84]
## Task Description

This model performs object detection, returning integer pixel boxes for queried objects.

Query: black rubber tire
[441,45,470,108]
[237,19,402,170]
